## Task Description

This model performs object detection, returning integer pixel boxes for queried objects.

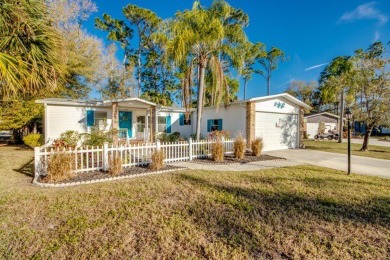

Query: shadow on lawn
[177,172,390,258]
[13,158,34,178]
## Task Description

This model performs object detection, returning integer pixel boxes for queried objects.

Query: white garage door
[255,112,298,151]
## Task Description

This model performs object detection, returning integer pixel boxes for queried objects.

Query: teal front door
[119,111,132,138]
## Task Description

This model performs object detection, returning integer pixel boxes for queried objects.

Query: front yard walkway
[267,149,390,178]
[172,149,390,178]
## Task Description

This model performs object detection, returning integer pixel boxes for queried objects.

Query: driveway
[267,149,390,178]
[343,138,390,147]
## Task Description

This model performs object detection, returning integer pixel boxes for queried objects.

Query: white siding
[200,104,246,138]
[158,111,193,137]
[255,97,298,114]
[46,105,112,142]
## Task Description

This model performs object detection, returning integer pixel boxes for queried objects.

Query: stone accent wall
[150,106,157,142]
[246,102,256,147]
[299,107,305,148]
[112,102,119,143]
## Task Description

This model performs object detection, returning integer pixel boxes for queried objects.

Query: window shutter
[166,116,171,133]
[218,119,223,131]
[207,119,212,132]
[87,110,94,127]
[179,113,184,125]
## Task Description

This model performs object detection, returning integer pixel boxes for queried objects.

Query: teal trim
[179,113,184,125]
[119,111,132,138]
[207,119,212,132]
[218,119,223,131]
[86,110,94,127]
[166,116,172,133]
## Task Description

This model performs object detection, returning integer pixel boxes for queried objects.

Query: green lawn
[0,146,389,259]
[304,140,390,160]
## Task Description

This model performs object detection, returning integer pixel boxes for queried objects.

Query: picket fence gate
[34,138,236,176]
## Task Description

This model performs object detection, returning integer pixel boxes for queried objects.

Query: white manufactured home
[36,93,310,151]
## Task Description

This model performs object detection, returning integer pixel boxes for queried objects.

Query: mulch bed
[191,153,285,165]
[37,165,185,184]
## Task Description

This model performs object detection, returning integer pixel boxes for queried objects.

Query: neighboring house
[304,112,339,139]
[36,93,310,151]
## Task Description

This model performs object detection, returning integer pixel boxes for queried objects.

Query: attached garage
[200,93,310,151]
[252,95,304,151]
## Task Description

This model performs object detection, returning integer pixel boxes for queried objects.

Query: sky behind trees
[84,0,390,99]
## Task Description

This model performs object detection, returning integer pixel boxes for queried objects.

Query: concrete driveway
[267,149,390,178]
[343,138,390,147]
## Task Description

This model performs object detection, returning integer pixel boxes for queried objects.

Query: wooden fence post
[103,142,109,171]
[188,138,193,161]
[34,147,41,177]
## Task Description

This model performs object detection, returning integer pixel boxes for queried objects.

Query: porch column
[145,108,149,142]
[150,106,157,142]
[112,102,119,144]
[246,101,255,147]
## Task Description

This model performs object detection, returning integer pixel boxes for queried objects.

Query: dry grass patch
[108,154,122,175]
[0,145,389,259]
[45,152,74,183]
[149,150,165,170]
[251,137,263,157]
[233,135,246,159]
[211,140,224,162]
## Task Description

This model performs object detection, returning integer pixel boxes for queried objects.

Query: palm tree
[0,0,66,100]
[160,0,247,140]
[319,56,354,143]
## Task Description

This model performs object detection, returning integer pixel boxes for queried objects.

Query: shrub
[212,140,224,162]
[209,130,230,139]
[23,133,42,148]
[251,138,263,157]
[233,135,246,159]
[83,127,117,146]
[158,132,182,142]
[149,150,165,170]
[318,122,326,134]
[59,130,81,147]
[45,152,74,183]
[109,154,122,176]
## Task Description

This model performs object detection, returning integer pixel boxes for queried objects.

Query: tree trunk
[243,78,247,100]
[360,125,373,151]
[338,90,344,143]
[137,52,141,97]
[267,67,271,96]
[196,63,206,141]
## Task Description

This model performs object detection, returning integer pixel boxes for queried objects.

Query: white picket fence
[34,138,235,176]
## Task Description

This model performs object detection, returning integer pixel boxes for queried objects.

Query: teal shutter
[179,113,184,125]
[166,116,171,133]
[87,110,94,127]
[207,120,212,132]
[218,119,223,131]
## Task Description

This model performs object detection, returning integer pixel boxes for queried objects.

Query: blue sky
[84,0,390,99]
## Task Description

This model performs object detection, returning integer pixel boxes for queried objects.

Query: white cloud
[339,2,388,25]
[373,31,380,41]
[304,63,328,71]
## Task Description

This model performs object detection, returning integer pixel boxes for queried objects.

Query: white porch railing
[34,138,235,176]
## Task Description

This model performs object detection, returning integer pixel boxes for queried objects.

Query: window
[207,119,223,132]
[179,113,191,125]
[137,116,150,132]
[158,116,171,133]
[95,111,107,130]
[86,110,107,129]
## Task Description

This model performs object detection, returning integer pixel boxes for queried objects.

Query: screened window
[179,113,191,125]
[137,116,150,132]
[207,119,223,132]
[95,111,107,129]
[158,116,166,132]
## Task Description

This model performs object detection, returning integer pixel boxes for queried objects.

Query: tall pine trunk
[243,78,248,100]
[360,125,373,151]
[338,90,344,143]
[137,52,141,97]
[196,62,206,141]
[267,66,271,96]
